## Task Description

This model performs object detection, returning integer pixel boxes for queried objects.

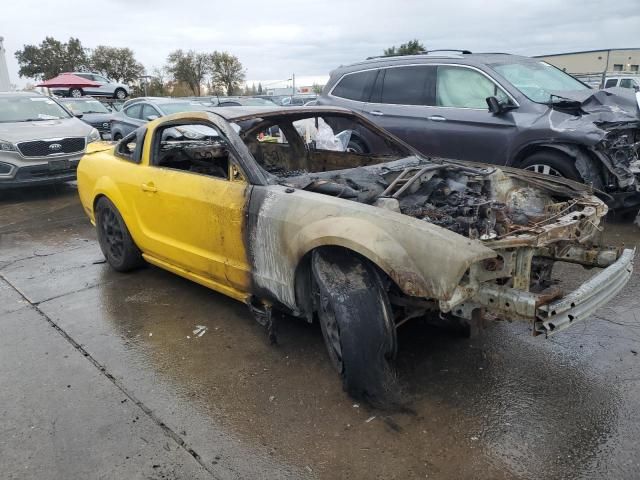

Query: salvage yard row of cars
[1,50,638,401]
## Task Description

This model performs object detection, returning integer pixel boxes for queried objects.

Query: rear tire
[114,88,127,100]
[95,197,143,272]
[69,88,83,98]
[520,151,581,181]
[312,248,398,404]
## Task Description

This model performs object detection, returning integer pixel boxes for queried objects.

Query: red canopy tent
[36,73,100,89]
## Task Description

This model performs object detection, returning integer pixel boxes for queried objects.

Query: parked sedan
[60,97,115,139]
[77,106,633,402]
[0,92,99,188]
[318,52,640,210]
[110,98,210,140]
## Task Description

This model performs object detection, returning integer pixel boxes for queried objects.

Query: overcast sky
[2,0,639,88]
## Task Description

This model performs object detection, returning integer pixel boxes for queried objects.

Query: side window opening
[379,65,436,106]
[115,130,144,163]
[124,104,142,119]
[604,78,618,88]
[331,70,377,102]
[152,123,236,180]
[436,66,509,109]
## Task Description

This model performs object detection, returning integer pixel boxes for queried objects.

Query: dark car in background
[110,97,210,140]
[318,51,640,209]
[60,97,115,139]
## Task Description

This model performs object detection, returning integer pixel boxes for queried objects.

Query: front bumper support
[535,248,635,335]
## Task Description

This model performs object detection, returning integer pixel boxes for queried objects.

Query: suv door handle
[141,182,157,193]
[369,110,384,116]
[427,115,446,122]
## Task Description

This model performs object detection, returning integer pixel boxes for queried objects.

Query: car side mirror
[74,113,84,119]
[486,96,516,115]
[146,115,159,121]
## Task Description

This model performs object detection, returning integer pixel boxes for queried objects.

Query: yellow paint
[77,112,252,297]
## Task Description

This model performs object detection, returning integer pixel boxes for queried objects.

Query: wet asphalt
[1,183,639,480]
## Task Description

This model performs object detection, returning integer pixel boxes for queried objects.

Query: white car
[51,72,129,99]
[603,75,640,89]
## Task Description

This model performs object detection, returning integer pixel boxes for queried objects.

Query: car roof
[332,52,536,74]
[207,105,352,121]
[59,96,100,101]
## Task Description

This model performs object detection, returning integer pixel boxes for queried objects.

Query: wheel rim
[100,208,124,262]
[71,89,81,97]
[318,292,343,373]
[524,164,563,177]
[116,90,125,99]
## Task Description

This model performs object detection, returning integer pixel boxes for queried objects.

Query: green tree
[257,82,263,95]
[311,82,324,94]
[166,49,209,96]
[90,46,144,83]
[15,37,89,80]
[210,51,245,96]
[383,39,426,57]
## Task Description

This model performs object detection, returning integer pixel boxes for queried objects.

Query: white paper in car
[293,117,348,151]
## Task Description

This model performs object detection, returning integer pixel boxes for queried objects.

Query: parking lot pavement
[1,184,640,480]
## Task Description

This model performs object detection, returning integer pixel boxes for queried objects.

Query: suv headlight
[0,140,17,152]
[88,128,101,143]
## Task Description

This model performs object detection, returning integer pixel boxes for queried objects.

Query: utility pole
[0,36,10,91]
[292,73,295,96]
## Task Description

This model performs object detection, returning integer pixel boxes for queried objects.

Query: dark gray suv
[318,51,640,209]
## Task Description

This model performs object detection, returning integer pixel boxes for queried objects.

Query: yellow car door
[130,121,251,299]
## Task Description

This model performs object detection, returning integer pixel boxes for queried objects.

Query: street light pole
[292,73,295,96]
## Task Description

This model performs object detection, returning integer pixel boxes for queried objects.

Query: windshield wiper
[21,117,62,122]
[547,94,581,106]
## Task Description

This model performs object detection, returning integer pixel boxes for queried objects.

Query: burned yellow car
[77,107,634,402]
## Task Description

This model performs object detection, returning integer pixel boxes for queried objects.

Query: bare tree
[210,51,245,96]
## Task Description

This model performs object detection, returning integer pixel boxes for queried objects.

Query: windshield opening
[492,61,590,103]
[62,99,110,114]
[0,96,72,122]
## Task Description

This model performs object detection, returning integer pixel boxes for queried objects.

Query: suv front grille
[17,137,86,157]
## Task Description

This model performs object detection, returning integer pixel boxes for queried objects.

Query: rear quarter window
[331,70,377,102]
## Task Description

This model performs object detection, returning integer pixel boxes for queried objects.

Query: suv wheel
[69,88,83,98]
[520,151,581,181]
[114,88,127,100]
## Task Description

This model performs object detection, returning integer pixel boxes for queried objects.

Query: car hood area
[0,117,92,143]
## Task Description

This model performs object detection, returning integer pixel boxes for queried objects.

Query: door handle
[369,110,384,116]
[427,115,446,122]
[141,182,157,193]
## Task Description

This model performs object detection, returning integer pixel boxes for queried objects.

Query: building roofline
[534,48,640,58]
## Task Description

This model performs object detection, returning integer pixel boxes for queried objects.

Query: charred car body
[318,52,640,211]
[77,107,634,401]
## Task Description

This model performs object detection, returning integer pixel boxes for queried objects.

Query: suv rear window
[331,70,376,102]
[378,66,435,105]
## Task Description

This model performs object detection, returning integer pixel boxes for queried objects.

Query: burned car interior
[152,123,232,180]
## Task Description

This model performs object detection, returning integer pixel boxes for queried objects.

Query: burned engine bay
[278,157,602,242]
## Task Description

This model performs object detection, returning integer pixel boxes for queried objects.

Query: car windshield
[0,96,72,122]
[159,102,209,115]
[492,61,590,103]
[63,99,110,114]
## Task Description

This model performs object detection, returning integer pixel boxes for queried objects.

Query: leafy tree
[166,49,209,96]
[210,51,245,96]
[311,82,324,94]
[383,39,426,57]
[257,82,263,95]
[15,37,89,79]
[90,46,144,83]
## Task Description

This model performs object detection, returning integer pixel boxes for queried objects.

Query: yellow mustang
[78,107,634,402]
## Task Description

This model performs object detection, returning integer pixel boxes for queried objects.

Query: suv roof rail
[365,49,471,60]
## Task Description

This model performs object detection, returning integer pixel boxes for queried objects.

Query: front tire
[95,197,143,272]
[312,248,398,403]
[69,88,83,98]
[520,151,581,181]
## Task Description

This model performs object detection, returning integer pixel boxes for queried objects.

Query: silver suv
[0,92,100,188]
[51,72,130,99]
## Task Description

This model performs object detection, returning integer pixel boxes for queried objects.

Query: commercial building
[535,48,640,75]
